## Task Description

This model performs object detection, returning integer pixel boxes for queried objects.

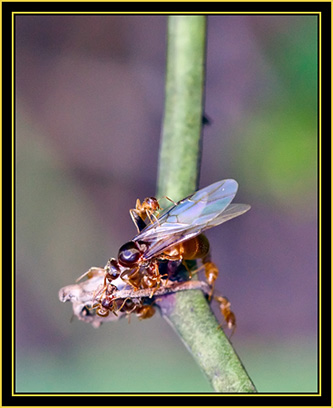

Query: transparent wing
[205,203,251,228]
[132,179,250,260]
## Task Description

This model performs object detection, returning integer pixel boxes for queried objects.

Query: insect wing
[141,204,250,260]
[181,179,239,227]
[133,179,241,259]
[205,203,251,228]
[135,179,238,240]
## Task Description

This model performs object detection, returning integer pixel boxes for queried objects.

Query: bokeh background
[15,15,318,393]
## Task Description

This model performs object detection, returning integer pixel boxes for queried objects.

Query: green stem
[157,15,256,393]
[157,15,205,199]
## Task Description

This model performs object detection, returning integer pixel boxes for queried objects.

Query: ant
[129,195,176,233]
[104,180,249,308]
[93,283,155,320]
[129,197,161,232]
[78,180,250,330]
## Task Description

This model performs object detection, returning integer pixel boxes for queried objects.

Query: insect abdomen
[163,234,210,260]
[183,234,210,260]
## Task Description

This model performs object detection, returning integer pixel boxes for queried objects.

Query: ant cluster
[72,179,250,333]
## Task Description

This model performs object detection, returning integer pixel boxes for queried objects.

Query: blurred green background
[15,15,318,393]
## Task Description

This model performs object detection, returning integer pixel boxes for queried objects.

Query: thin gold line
[4,0,328,2]
[12,392,321,397]
[11,11,15,397]
[317,11,322,397]
[0,4,2,404]
[12,11,321,15]
[11,10,321,397]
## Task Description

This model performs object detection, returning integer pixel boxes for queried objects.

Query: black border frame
[3,1,331,406]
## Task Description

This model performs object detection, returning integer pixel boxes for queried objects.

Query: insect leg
[120,267,142,290]
[129,208,145,233]
[201,250,219,299]
[160,195,177,206]
[145,209,160,226]
[214,295,236,336]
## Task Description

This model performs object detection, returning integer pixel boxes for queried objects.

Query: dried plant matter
[59,272,210,328]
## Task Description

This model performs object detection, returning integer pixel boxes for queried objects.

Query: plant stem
[156,15,257,393]
[157,15,205,199]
